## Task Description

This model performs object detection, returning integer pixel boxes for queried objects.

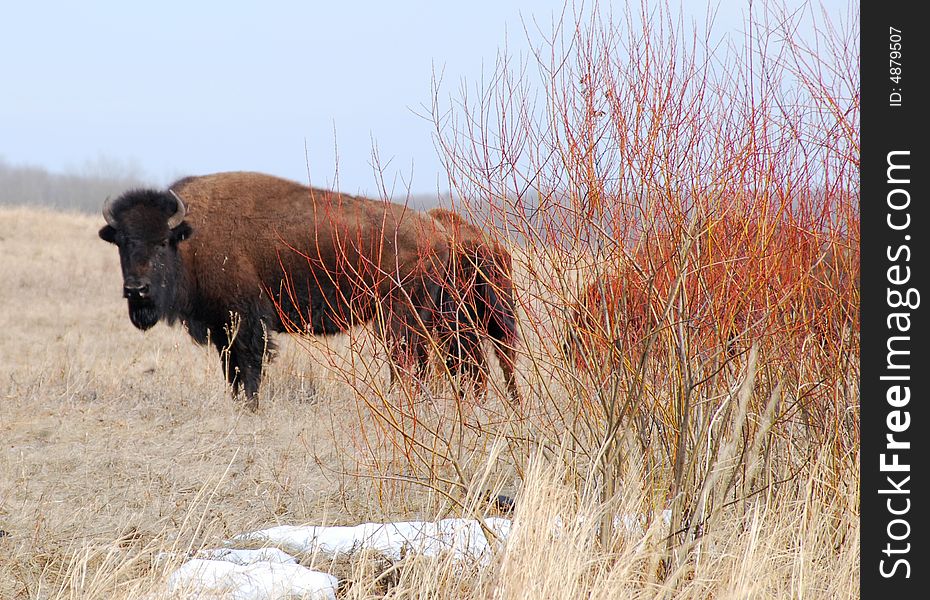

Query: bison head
[99,189,192,330]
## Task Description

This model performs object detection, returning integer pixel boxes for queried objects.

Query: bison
[99,171,450,410]
[562,222,860,371]
[562,266,656,371]
[428,208,520,405]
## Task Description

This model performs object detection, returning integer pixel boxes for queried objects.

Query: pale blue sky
[1,1,853,196]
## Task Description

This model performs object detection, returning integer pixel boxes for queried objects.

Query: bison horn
[167,190,187,229]
[102,196,118,228]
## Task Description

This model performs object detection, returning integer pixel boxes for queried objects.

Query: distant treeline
[0,159,152,214]
[0,159,452,215]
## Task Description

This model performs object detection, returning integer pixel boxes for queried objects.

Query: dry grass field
[0,206,445,598]
[0,204,859,599]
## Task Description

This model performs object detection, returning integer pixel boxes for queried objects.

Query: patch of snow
[162,511,669,598]
[233,517,513,564]
[166,558,337,600]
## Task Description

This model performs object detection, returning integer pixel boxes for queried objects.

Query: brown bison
[99,171,449,410]
[563,221,859,370]
[562,266,656,370]
[428,208,520,404]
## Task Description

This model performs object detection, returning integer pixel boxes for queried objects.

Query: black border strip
[862,4,927,596]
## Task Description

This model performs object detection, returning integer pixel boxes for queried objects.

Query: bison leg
[217,345,259,411]
[438,324,484,397]
[379,296,434,391]
[493,339,520,406]
[216,317,269,411]
[386,320,431,383]
[222,345,243,396]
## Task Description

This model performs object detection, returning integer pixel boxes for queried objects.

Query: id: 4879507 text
[889,27,903,106]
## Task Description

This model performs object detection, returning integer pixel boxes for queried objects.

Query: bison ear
[169,221,193,244]
[99,225,117,244]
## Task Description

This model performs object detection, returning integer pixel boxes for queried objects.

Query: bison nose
[123,282,150,300]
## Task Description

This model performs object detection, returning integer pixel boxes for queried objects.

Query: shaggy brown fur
[428,208,520,405]
[100,171,449,410]
[563,223,860,370]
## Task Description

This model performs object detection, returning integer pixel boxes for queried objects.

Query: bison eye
[158,239,169,248]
